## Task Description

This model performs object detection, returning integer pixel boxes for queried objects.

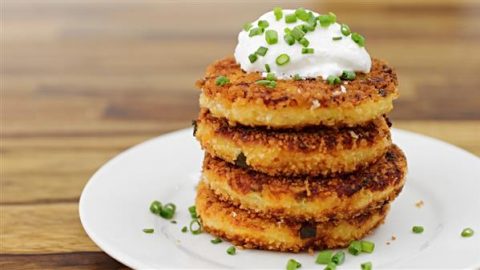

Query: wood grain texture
[2,0,479,268]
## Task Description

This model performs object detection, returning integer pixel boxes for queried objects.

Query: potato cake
[196,57,398,128]
[201,145,406,222]
[195,109,391,176]
[196,182,390,252]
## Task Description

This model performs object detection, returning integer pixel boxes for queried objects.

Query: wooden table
[2,0,479,269]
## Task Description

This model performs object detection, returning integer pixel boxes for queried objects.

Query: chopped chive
[299,37,309,47]
[265,30,278,45]
[412,225,424,234]
[142,228,154,234]
[331,251,345,265]
[285,13,297,23]
[295,8,310,21]
[256,46,268,56]
[284,27,292,34]
[258,20,269,29]
[243,22,253,32]
[351,32,365,47]
[324,262,337,270]
[348,240,362,255]
[291,27,305,40]
[266,73,277,81]
[159,203,175,219]
[293,74,302,81]
[327,75,341,85]
[307,13,317,27]
[188,205,198,219]
[190,219,202,235]
[341,70,356,80]
[248,53,258,63]
[265,64,271,72]
[226,246,236,255]
[286,259,302,270]
[284,34,295,45]
[301,24,315,32]
[256,79,277,88]
[332,36,342,41]
[248,27,263,37]
[341,24,351,36]
[181,226,187,233]
[215,75,230,86]
[318,12,336,27]
[276,54,290,66]
[361,262,372,270]
[315,250,333,264]
[461,228,474,237]
[211,237,223,244]
[361,240,375,253]
[274,7,283,20]
[302,48,314,54]
[149,200,162,215]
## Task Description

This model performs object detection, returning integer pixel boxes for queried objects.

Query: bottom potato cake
[195,109,392,177]
[202,144,406,222]
[196,182,390,252]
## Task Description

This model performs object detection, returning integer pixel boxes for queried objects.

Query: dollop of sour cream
[234,9,371,80]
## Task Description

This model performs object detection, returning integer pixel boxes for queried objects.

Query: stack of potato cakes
[193,57,407,252]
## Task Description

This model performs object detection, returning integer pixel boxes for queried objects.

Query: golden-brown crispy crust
[196,182,390,252]
[196,57,398,128]
[195,109,392,176]
[202,145,407,222]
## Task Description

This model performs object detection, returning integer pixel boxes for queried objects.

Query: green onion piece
[265,30,278,45]
[181,226,187,233]
[331,251,345,265]
[301,24,315,32]
[324,262,337,270]
[215,75,230,86]
[170,220,177,224]
[361,262,372,270]
[211,237,222,244]
[284,34,295,45]
[301,48,314,54]
[142,228,154,234]
[332,36,342,41]
[307,13,317,27]
[284,27,292,34]
[159,203,175,219]
[351,32,365,47]
[295,8,310,21]
[348,240,362,255]
[299,37,309,47]
[341,70,356,80]
[318,12,336,27]
[149,200,162,215]
[243,22,253,32]
[293,74,302,81]
[265,64,271,72]
[256,46,268,56]
[190,219,202,235]
[327,75,341,85]
[266,73,277,81]
[341,24,351,36]
[291,27,305,40]
[286,259,302,270]
[285,13,297,23]
[315,250,333,265]
[256,79,277,88]
[276,54,290,66]
[226,246,236,255]
[188,205,198,219]
[274,7,283,20]
[361,240,375,253]
[258,20,269,29]
[248,54,258,63]
[412,225,424,234]
[461,227,474,237]
[248,27,264,37]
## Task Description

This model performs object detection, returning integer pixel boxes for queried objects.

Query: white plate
[79,128,480,269]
